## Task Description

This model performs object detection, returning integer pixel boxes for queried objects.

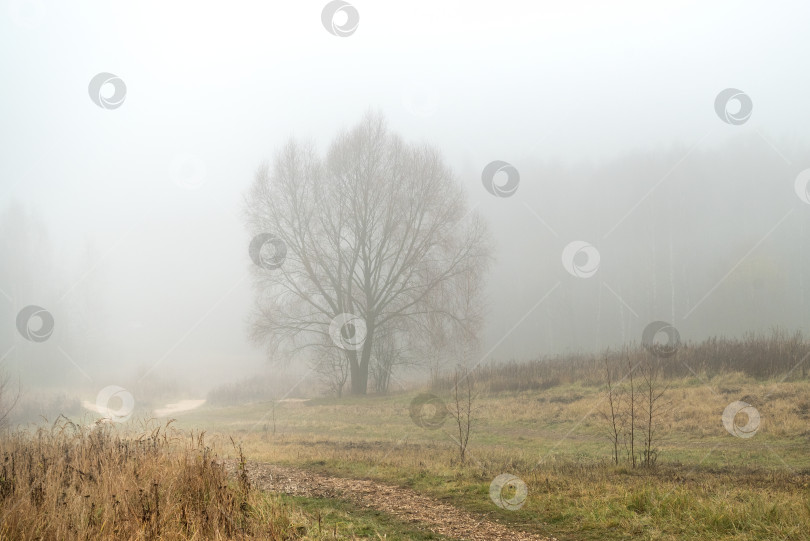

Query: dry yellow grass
[0,417,306,540]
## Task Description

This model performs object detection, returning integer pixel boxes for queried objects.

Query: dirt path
[223,460,555,541]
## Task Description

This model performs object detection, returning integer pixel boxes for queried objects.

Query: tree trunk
[349,325,374,395]
[350,359,368,394]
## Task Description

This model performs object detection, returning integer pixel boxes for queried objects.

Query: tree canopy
[245,112,491,394]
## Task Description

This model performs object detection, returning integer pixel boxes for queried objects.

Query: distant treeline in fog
[433,329,808,393]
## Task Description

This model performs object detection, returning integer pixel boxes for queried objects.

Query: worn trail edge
[224,460,555,541]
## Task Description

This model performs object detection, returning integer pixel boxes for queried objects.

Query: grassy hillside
[180,367,810,540]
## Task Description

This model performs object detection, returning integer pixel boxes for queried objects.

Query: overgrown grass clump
[0,417,303,540]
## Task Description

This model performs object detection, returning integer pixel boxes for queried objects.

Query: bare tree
[370,324,410,394]
[602,348,669,469]
[424,313,449,386]
[313,346,350,398]
[639,353,669,467]
[601,352,624,465]
[245,112,491,395]
[449,365,476,464]
[625,353,637,468]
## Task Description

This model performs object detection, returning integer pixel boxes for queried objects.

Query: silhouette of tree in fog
[245,112,491,395]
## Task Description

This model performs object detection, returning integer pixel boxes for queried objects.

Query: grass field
[175,371,810,540]
[6,336,810,540]
[0,418,448,540]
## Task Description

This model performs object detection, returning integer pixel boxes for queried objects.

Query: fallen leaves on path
[223,460,555,541]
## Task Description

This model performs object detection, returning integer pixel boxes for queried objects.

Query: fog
[2,1,810,409]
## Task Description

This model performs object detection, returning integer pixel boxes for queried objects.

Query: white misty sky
[1,0,809,392]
